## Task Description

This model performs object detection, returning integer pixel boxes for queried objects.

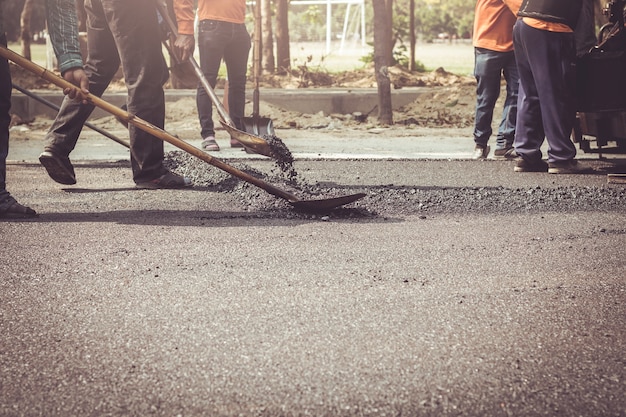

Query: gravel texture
[164,151,626,219]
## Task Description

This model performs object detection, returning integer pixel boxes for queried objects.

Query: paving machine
[574,0,626,155]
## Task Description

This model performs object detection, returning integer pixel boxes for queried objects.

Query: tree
[372,0,393,125]
[409,0,416,71]
[275,0,291,74]
[20,0,36,59]
[261,0,275,74]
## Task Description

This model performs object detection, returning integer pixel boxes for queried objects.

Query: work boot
[514,157,548,173]
[39,150,76,185]
[548,160,594,174]
[135,171,193,189]
[0,201,37,218]
[493,147,517,159]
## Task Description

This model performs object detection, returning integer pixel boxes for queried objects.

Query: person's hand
[174,34,195,62]
[61,67,90,104]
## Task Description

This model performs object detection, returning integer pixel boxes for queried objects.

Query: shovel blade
[220,121,274,158]
[242,116,275,137]
[289,193,366,212]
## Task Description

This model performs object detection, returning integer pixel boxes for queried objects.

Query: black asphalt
[1,156,625,416]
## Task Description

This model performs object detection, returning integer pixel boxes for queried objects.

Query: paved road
[1,146,624,416]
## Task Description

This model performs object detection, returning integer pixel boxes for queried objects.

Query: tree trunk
[409,0,415,71]
[20,0,35,60]
[275,0,290,75]
[372,0,393,125]
[261,0,275,74]
[386,0,393,63]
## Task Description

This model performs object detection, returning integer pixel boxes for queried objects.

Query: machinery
[574,0,626,155]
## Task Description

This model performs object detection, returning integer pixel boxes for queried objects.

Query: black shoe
[548,160,594,174]
[1,201,37,218]
[493,147,517,159]
[135,171,193,189]
[39,150,76,185]
[514,157,548,173]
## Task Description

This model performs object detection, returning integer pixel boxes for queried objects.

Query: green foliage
[284,0,477,43]
[288,4,348,42]
[394,0,475,40]
[359,42,426,72]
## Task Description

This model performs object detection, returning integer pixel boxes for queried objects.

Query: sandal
[201,137,220,151]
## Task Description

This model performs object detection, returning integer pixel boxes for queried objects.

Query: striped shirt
[0,0,83,73]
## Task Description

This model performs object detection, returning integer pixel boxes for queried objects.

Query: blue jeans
[197,19,251,137]
[473,47,519,149]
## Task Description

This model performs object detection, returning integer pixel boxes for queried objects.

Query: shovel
[242,0,274,137]
[0,46,365,211]
[156,2,274,158]
[12,83,131,149]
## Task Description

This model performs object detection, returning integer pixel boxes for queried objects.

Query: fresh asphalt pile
[164,151,626,219]
[264,133,296,180]
[164,150,365,217]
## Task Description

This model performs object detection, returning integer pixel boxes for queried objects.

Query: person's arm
[45,0,89,99]
[172,0,196,62]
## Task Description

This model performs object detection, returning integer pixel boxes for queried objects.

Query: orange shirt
[173,0,246,35]
[523,18,573,33]
[473,0,522,52]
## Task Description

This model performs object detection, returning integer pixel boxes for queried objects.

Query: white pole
[326,0,332,54]
[340,3,351,53]
[360,0,365,47]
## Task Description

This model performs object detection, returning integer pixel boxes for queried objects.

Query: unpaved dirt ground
[9,62,477,131]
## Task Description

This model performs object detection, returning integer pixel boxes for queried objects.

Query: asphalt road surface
[1,157,625,416]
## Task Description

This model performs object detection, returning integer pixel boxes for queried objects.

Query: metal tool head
[289,193,366,212]
[220,121,274,158]
[242,115,275,137]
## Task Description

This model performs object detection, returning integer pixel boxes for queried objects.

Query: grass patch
[14,40,475,78]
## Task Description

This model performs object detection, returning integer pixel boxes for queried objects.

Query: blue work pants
[473,47,518,150]
[513,20,577,163]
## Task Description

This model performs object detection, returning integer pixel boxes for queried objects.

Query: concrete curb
[10,87,428,120]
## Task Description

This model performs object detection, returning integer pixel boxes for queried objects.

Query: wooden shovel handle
[0,45,299,203]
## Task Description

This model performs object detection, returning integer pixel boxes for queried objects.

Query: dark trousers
[44,0,169,183]
[0,33,17,211]
[473,47,518,150]
[513,20,577,163]
[196,19,251,137]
